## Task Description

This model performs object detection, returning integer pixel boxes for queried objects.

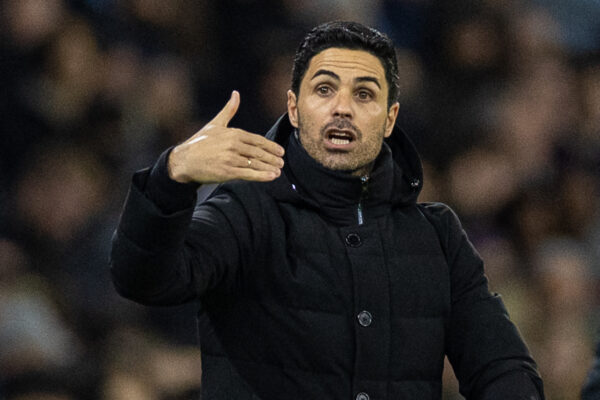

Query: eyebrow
[311,69,340,81]
[311,69,381,89]
[356,76,381,89]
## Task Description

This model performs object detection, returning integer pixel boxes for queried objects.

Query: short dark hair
[291,21,399,107]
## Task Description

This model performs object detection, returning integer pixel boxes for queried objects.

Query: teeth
[331,138,350,145]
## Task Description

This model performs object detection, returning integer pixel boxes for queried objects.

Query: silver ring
[247,159,252,166]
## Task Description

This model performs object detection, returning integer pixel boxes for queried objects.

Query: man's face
[287,48,399,176]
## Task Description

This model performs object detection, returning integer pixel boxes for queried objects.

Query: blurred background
[0,0,599,399]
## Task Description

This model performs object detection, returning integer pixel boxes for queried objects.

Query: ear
[384,102,400,138]
[287,90,299,128]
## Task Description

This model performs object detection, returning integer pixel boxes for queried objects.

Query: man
[111,21,544,399]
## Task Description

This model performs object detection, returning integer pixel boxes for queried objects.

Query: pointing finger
[210,90,240,127]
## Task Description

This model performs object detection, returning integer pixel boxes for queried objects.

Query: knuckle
[232,128,246,138]
[224,154,238,166]
[226,140,239,152]
[222,165,236,176]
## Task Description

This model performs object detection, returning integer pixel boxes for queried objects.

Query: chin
[321,156,355,171]
[325,161,364,174]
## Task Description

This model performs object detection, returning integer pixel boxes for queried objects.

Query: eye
[356,89,373,101]
[316,85,332,96]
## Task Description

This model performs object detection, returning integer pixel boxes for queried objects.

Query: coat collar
[263,114,424,225]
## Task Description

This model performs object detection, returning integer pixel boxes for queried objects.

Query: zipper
[357,175,369,225]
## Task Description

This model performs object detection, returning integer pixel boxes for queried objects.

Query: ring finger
[237,156,280,173]
[237,143,284,168]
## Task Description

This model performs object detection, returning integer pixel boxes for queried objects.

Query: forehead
[304,48,386,84]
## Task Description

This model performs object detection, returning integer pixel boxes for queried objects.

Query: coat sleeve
[110,153,253,306]
[420,203,544,400]
[582,340,600,400]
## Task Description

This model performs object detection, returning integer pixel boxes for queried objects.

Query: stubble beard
[298,114,386,176]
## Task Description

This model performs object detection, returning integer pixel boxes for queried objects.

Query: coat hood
[264,114,424,207]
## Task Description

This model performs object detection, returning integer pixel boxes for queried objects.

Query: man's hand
[168,91,285,184]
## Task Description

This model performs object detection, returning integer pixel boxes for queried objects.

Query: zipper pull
[360,175,369,197]
[357,175,369,225]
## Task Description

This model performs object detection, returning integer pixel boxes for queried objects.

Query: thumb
[210,90,240,127]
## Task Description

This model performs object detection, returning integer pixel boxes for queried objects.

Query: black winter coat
[111,115,544,400]
[582,341,600,399]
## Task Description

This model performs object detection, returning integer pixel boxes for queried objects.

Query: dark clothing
[110,115,544,399]
[582,341,600,399]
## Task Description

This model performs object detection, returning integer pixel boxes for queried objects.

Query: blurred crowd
[0,0,599,399]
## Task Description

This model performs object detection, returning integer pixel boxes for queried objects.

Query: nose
[332,89,353,119]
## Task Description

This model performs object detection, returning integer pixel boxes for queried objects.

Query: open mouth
[326,129,356,145]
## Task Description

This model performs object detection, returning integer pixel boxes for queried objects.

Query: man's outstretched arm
[110,91,284,305]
